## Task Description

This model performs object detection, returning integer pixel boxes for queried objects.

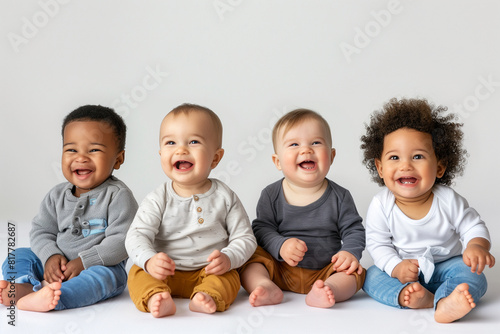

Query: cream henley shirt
[125,179,257,271]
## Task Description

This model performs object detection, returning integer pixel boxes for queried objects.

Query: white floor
[1,260,499,334]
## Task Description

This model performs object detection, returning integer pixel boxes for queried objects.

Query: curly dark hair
[62,105,127,151]
[360,98,467,186]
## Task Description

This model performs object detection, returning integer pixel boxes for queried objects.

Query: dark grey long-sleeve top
[252,178,365,270]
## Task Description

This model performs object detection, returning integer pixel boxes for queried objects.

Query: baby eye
[189,140,200,145]
[413,154,424,160]
[165,141,175,145]
[289,143,298,147]
[312,141,322,145]
[65,149,77,153]
[90,148,101,153]
[389,155,399,160]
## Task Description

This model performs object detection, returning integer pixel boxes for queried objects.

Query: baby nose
[175,145,188,154]
[399,160,413,170]
[75,152,89,161]
[300,145,313,154]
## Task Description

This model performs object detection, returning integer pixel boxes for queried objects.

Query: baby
[125,103,257,317]
[239,109,366,308]
[0,105,138,311]
[361,98,495,323]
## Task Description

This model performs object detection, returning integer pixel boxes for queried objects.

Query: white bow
[418,246,450,283]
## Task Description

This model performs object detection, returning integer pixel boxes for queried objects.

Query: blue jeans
[362,256,488,309]
[2,248,127,310]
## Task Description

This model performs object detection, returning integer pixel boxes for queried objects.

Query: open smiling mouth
[398,177,417,184]
[74,169,93,175]
[299,160,316,170]
[175,161,193,170]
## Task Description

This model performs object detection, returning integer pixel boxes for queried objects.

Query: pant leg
[55,261,127,310]
[362,265,408,309]
[238,246,277,277]
[423,256,488,308]
[167,270,200,298]
[192,269,240,312]
[296,262,366,294]
[1,248,44,290]
[127,264,171,313]
[239,246,296,292]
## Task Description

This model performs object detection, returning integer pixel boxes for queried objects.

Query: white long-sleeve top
[366,185,491,278]
[125,179,257,271]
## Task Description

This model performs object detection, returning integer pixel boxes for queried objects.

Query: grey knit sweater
[30,176,138,269]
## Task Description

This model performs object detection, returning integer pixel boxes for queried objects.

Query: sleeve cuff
[78,248,103,269]
[463,232,491,249]
[37,245,64,266]
[136,250,159,271]
[383,257,403,277]
[220,249,236,270]
[339,246,364,261]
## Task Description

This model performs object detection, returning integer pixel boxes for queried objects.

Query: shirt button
[197,207,202,212]
[193,195,199,201]
[198,218,204,224]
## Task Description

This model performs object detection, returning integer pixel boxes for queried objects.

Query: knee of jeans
[449,265,488,299]
[87,265,128,288]
[366,265,384,278]
[363,266,382,290]
[2,248,36,273]
[473,272,488,296]
[3,247,32,262]
[453,260,489,282]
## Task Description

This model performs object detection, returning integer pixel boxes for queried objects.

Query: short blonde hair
[272,108,332,152]
[166,103,223,148]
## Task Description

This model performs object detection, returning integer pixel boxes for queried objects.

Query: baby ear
[330,148,336,165]
[272,154,282,171]
[436,160,447,178]
[114,150,125,170]
[374,158,383,178]
[211,148,225,169]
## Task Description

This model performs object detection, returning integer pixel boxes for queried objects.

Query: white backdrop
[1,0,499,273]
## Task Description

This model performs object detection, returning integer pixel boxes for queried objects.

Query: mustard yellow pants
[128,265,240,312]
[239,246,365,294]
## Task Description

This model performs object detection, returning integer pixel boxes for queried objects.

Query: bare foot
[249,284,283,307]
[305,280,335,308]
[189,292,217,314]
[399,282,434,309]
[0,280,7,305]
[147,291,176,318]
[435,283,475,323]
[16,282,61,312]
[1,281,36,306]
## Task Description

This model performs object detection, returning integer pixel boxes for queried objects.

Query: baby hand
[391,259,419,284]
[145,252,175,281]
[280,238,308,267]
[331,251,363,275]
[463,241,496,275]
[205,250,231,275]
[62,257,84,281]
[44,254,68,283]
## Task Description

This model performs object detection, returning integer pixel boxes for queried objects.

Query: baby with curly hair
[360,98,495,323]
